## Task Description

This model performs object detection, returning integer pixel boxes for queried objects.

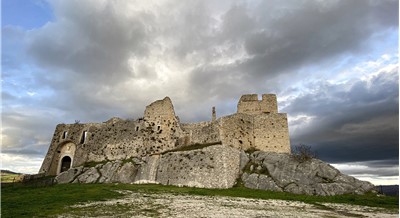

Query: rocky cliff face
[55,145,375,196]
[240,151,375,196]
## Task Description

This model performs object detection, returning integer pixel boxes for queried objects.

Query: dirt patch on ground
[60,190,397,217]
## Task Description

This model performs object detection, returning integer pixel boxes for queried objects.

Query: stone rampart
[56,144,241,189]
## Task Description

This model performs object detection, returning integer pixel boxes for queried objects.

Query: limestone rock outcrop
[240,151,375,196]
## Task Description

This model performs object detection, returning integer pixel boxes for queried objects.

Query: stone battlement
[237,94,278,114]
[39,94,290,176]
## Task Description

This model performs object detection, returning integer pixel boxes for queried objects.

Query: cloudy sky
[2,0,398,185]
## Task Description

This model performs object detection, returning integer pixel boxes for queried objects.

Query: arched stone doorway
[56,142,76,175]
[60,156,72,173]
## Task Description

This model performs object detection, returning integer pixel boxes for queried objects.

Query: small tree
[292,144,317,162]
[74,120,80,124]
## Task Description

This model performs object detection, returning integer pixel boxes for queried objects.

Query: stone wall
[144,97,175,119]
[157,145,240,188]
[56,144,241,189]
[40,116,185,176]
[253,113,291,153]
[237,94,278,114]
[219,114,254,151]
[218,113,290,153]
[180,121,220,145]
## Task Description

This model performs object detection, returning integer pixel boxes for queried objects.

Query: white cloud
[332,162,399,185]
[1,153,43,174]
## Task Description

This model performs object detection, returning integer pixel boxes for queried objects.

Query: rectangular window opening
[62,131,68,139]
[80,131,87,144]
[136,126,139,131]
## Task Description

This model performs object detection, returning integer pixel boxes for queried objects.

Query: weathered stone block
[56,166,83,184]
[156,145,240,189]
[74,167,100,183]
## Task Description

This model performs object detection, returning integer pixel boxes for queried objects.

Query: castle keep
[39,94,290,176]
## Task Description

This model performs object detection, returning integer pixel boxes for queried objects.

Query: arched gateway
[56,142,76,175]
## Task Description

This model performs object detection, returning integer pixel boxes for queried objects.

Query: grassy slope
[1,183,398,217]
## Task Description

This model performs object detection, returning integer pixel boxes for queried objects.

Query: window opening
[80,131,87,144]
[136,126,139,131]
[62,131,68,139]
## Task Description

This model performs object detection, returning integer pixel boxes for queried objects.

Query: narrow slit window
[157,126,161,131]
[136,126,139,131]
[80,131,87,144]
[62,131,68,139]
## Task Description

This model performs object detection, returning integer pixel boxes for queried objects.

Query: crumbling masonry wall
[180,121,220,145]
[39,97,186,176]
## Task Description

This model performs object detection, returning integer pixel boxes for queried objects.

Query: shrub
[292,144,317,162]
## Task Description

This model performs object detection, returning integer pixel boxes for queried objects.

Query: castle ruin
[39,94,290,176]
[38,94,375,196]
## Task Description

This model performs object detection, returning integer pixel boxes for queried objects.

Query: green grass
[1,183,398,217]
[1,184,122,217]
[1,172,23,183]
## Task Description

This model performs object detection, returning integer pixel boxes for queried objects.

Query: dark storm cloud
[286,68,399,165]
[188,0,399,98]
[27,0,152,84]
[23,0,399,111]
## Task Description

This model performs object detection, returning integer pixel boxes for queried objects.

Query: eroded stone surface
[157,145,240,189]
[56,144,240,189]
[241,151,375,196]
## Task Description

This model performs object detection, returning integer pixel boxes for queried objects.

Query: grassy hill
[1,170,23,183]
